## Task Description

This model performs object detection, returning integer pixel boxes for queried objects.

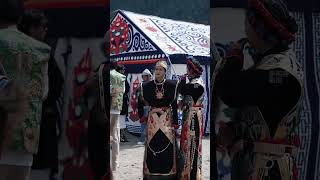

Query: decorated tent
[110,10,211,134]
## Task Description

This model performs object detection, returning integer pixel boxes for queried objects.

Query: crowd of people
[109,0,304,180]
[110,58,206,180]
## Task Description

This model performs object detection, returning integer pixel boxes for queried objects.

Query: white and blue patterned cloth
[0,76,8,90]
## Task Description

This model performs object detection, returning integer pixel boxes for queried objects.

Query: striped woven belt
[253,142,298,156]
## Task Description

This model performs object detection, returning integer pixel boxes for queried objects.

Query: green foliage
[110,0,210,25]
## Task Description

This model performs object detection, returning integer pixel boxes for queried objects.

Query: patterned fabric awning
[110,10,210,64]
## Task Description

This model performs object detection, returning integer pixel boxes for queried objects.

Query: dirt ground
[115,132,210,180]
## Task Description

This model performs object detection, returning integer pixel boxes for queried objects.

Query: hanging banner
[54,38,106,180]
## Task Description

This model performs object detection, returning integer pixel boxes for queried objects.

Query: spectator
[116,64,130,143]
[110,60,126,178]
[137,69,152,145]
[0,0,51,179]
[17,9,64,179]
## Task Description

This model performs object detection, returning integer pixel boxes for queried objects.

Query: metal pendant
[153,152,157,156]
[156,92,164,99]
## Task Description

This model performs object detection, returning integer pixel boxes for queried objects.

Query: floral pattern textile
[110,69,126,111]
[0,26,50,154]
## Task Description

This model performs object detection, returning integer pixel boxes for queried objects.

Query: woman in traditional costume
[178,57,205,180]
[215,0,303,180]
[141,60,179,180]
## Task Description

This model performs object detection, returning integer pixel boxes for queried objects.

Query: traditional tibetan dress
[178,77,205,180]
[215,48,303,180]
[141,79,179,179]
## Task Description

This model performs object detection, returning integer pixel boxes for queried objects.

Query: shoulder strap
[140,82,144,99]
[98,64,107,119]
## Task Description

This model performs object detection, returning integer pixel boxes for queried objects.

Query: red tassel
[293,163,299,180]
[292,135,301,147]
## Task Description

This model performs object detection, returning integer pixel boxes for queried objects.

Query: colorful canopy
[110,10,210,64]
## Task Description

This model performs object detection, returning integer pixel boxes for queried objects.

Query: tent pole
[166,55,179,80]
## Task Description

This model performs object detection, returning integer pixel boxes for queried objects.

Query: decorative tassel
[292,163,299,180]
[292,135,301,147]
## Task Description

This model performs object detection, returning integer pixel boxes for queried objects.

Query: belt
[253,142,298,156]
[229,140,298,159]
[190,106,203,111]
[192,104,203,107]
[150,106,171,110]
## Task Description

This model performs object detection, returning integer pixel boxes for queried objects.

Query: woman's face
[142,75,151,82]
[155,66,165,80]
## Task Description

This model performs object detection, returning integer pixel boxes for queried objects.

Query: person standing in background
[178,57,205,180]
[116,64,130,143]
[85,60,109,180]
[137,69,152,145]
[85,30,110,179]
[110,60,126,178]
[0,0,51,179]
[17,10,64,180]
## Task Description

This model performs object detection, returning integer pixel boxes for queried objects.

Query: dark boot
[121,129,129,142]
[122,133,129,142]
[120,129,125,142]
[120,129,129,142]
[123,129,129,142]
